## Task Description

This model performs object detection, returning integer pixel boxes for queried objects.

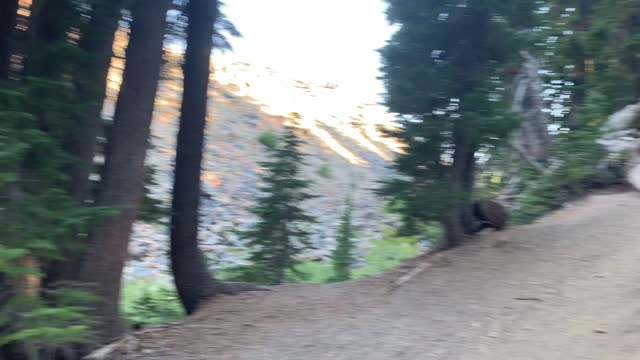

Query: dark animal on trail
[471,199,509,232]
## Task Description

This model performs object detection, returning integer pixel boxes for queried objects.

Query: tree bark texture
[0,0,19,79]
[170,0,223,315]
[69,0,126,205]
[443,208,465,249]
[44,1,126,286]
[24,0,74,78]
[443,121,477,247]
[79,0,170,343]
[459,132,477,235]
[577,0,593,32]
[444,7,489,240]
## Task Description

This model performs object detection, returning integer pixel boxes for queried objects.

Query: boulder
[598,102,640,191]
[602,103,640,132]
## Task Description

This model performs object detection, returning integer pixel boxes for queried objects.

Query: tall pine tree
[1,1,133,355]
[169,0,229,315]
[0,0,19,79]
[332,197,355,282]
[379,0,533,247]
[79,0,171,342]
[242,127,316,285]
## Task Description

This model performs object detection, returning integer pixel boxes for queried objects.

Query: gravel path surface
[131,191,640,360]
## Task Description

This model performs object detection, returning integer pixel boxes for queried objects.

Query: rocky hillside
[120,68,403,279]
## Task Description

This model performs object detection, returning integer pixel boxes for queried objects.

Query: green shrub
[0,291,95,347]
[331,198,354,281]
[219,228,426,285]
[217,265,274,285]
[0,245,95,353]
[287,262,334,283]
[257,131,279,149]
[111,232,426,331]
[120,280,184,327]
[352,230,422,279]
[0,80,110,354]
[317,164,332,179]
[511,123,621,224]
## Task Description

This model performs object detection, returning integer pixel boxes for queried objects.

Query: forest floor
[129,190,640,360]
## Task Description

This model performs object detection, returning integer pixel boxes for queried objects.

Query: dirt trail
[131,191,640,359]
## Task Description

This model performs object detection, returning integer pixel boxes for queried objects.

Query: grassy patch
[121,279,185,327]
[352,231,422,279]
[120,229,429,325]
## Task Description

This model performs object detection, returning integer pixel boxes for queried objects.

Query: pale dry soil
[131,191,640,360]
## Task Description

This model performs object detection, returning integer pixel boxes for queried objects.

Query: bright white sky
[215,0,396,118]
[106,1,401,166]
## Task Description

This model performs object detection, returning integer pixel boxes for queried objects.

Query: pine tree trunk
[577,0,593,31]
[23,0,72,78]
[568,0,593,125]
[170,0,222,315]
[79,0,170,343]
[459,125,477,235]
[44,1,126,285]
[443,208,465,249]
[0,0,19,79]
[443,121,477,247]
[69,1,125,205]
